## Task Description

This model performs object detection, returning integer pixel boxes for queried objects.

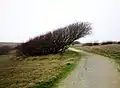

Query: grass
[74,44,120,59]
[0,50,81,88]
[73,44,120,71]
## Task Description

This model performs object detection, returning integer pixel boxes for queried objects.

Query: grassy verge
[0,50,81,88]
[73,44,120,71]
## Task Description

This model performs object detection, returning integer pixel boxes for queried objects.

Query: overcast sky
[0,0,120,43]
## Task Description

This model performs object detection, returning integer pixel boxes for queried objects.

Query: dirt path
[58,48,120,88]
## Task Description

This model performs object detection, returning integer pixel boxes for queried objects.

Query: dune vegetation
[0,50,81,88]
[73,44,120,71]
[0,22,92,88]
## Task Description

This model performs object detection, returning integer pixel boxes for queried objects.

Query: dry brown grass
[0,50,80,88]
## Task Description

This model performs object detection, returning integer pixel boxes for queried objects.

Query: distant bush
[92,42,99,46]
[0,46,12,55]
[101,41,111,45]
[117,41,120,44]
[101,41,117,45]
[72,41,80,45]
[82,43,93,46]
[17,22,92,56]
[82,41,120,46]
[112,41,118,44]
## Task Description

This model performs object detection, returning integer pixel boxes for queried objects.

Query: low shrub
[0,46,12,55]
[82,43,93,46]
[72,41,80,45]
[92,42,99,46]
[101,41,115,45]
[117,41,120,44]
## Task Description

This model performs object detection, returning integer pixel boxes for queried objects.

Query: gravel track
[58,48,120,88]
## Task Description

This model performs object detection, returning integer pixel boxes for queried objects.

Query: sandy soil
[58,48,120,88]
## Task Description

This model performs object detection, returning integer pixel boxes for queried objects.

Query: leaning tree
[17,22,92,56]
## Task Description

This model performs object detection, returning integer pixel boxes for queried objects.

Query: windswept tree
[17,22,92,56]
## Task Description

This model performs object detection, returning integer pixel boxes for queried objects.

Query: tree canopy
[17,22,92,56]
